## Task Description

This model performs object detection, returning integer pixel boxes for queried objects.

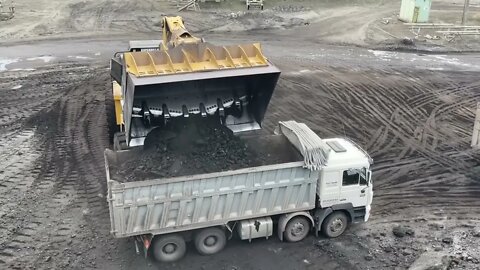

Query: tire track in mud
[268,68,480,220]
[344,74,478,211]
[0,56,478,268]
[0,67,113,269]
[0,65,94,129]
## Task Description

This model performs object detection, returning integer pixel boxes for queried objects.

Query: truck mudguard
[314,203,355,234]
[277,211,314,241]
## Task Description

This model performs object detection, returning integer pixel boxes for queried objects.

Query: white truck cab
[310,137,373,238]
[320,138,373,212]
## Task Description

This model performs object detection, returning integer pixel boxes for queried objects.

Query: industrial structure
[399,0,432,23]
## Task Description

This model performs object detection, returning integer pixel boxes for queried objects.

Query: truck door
[318,170,341,207]
[339,168,368,207]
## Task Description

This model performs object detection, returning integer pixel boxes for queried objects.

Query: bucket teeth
[234,93,241,108]
[199,103,207,117]
[217,99,225,117]
[217,99,226,125]
[162,104,170,118]
[162,104,170,125]
[182,105,189,118]
[142,102,151,127]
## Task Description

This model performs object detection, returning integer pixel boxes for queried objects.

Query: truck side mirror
[366,170,372,186]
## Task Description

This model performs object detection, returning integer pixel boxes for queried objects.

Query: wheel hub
[163,243,177,254]
[204,236,217,246]
[330,218,344,232]
[291,222,305,236]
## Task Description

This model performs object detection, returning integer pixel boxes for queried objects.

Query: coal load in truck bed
[110,118,302,182]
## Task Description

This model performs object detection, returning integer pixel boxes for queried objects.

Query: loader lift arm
[161,16,202,50]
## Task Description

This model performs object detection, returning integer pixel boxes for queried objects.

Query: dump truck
[106,16,373,262]
[105,121,373,262]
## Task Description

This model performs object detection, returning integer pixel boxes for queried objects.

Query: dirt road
[1,0,480,269]
[2,0,479,51]
[1,33,479,269]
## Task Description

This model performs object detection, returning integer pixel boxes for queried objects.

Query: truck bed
[105,134,318,238]
[107,135,303,182]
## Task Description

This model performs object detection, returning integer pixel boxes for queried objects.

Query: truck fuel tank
[238,217,273,242]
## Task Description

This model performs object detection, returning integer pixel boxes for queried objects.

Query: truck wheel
[152,234,186,262]
[284,216,310,242]
[322,212,348,238]
[194,227,227,255]
[105,95,117,144]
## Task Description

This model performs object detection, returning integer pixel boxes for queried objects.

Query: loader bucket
[119,43,281,146]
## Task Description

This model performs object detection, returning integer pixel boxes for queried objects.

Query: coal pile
[113,118,270,182]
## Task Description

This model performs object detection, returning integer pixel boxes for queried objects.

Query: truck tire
[194,227,227,255]
[105,91,117,144]
[283,216,310,242]
[152,234,186,262]
[322,211,348,238]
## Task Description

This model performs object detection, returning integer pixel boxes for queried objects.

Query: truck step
[352,207,366,223]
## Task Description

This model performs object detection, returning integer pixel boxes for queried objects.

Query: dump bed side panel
[108,164,318,238]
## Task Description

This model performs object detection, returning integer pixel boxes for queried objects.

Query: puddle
[10,68,36,72]
[0,58,19,71]
[68,55,92,60]
[368,50,397,58]
[26,56,56,63]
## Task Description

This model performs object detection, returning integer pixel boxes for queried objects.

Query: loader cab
[128,40,162,52]
[317,138,373,222]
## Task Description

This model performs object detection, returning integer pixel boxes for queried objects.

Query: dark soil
[2,18,480,269]
[111,117,301,182]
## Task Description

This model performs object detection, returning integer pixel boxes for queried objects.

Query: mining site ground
[1,0,480,269]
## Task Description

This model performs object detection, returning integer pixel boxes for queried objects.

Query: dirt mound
[114,118,273,182]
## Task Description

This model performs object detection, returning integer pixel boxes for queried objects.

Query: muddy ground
[1,0,480,270]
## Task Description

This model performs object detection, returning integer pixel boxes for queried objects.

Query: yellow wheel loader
[109,16,280,149]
